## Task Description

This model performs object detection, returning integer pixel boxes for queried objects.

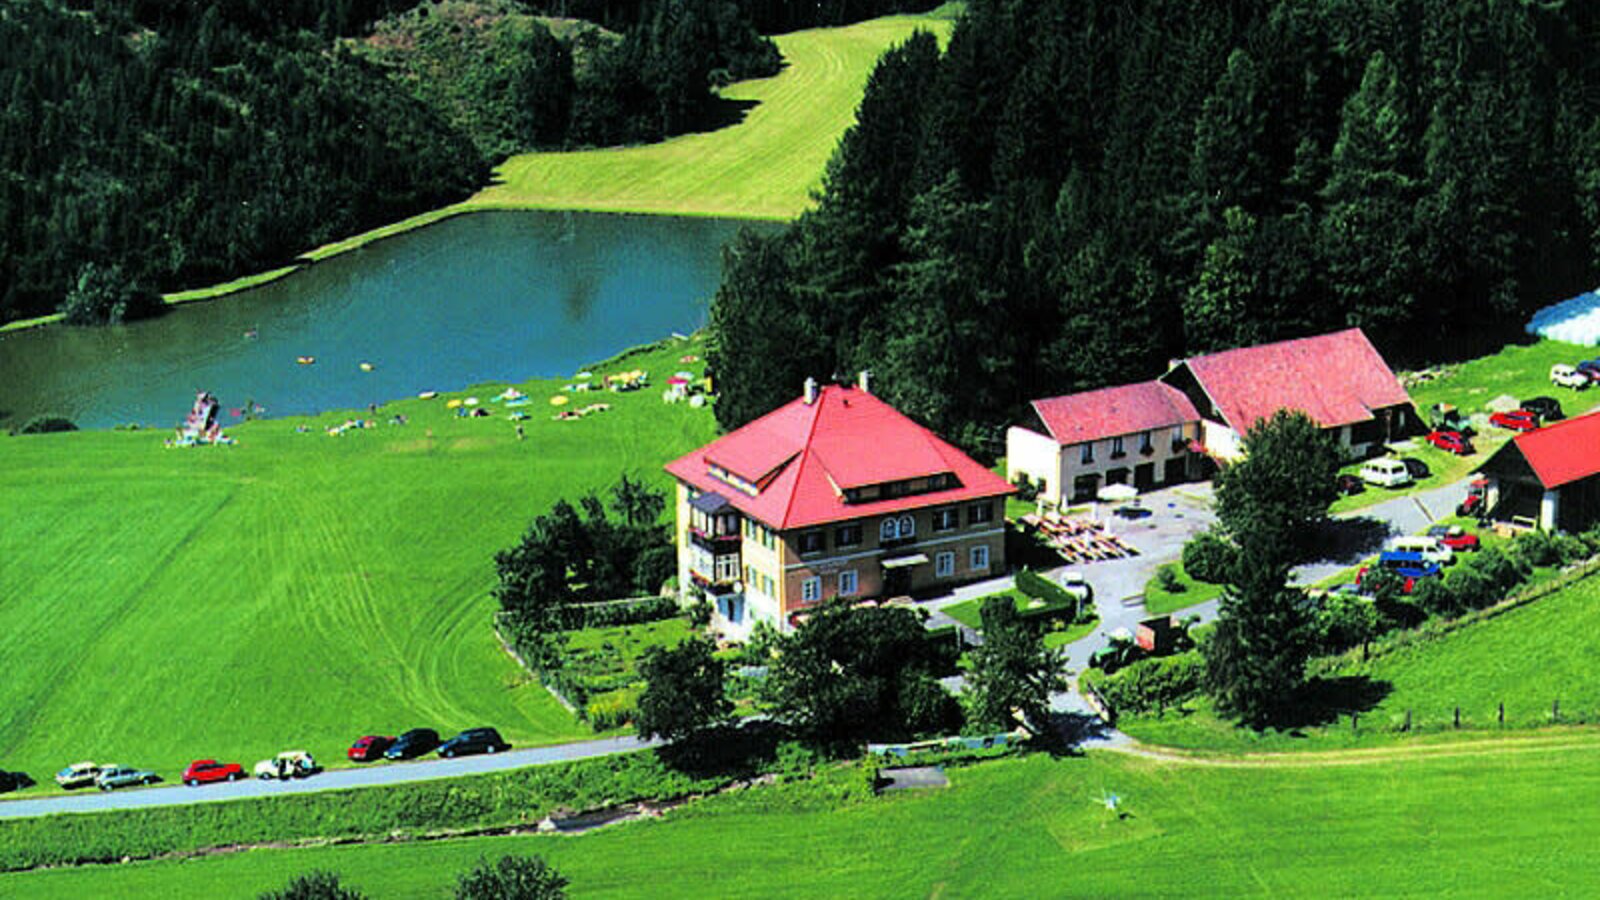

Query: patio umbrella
[1096,483,1138,503]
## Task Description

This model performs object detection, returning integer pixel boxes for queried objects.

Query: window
[763,574,774,596]
[970,545,990,571]
[1140,431,1153,455]
[799,530,825,555]
[1081,442,1094,464]
[715,555,738,582]
[1172,425,1187,450]
[879,518,899,542]
[836,523,863,547]
[935,551,955,578]
[742,565,752,587]
[933,507,959,532]
[838,570,859,596]
[1111,436,1126,458]
[898,514,915,538]
[968,502,993,525]
[801,577,821,603]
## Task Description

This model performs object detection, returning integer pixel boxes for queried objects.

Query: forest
[708,0,1600,456]
[0,0,829,325]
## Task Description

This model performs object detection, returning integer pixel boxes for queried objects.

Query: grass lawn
[11,740,1600,897]
[0,336,718,788]
[560,617,692,718]
[1143,561,1225,615]
[940,589,1033,629]
[1119,567,1600,752]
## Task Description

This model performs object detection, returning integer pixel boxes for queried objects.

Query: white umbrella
[1097,483,1138,503]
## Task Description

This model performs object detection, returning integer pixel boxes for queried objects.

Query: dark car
[1579,359,1600,382]
[437,727,510,759]
[1401,458,1430,480]
[1335,473,1365,496]
[383,728,440,760]
[1520,396,1564,423]
[0,770,34,793]
[348,735,395,762]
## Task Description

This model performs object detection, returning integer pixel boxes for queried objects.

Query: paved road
[0,735,658,820]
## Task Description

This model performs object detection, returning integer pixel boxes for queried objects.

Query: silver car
[94,765,159,791]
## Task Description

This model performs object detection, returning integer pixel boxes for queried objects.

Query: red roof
[1030,381,1199,446]
[1507,411,1600,489]
[666,385,1014,530]
[1176,328,1410,432]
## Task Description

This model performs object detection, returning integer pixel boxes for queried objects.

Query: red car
[348,735,395,762]
[1427,525,1481,552]
[1489,410,1539,432]
[182,759,244,786]
[1425,430,1473,455]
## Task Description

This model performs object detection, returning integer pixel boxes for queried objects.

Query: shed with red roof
[1474,410,1600,532]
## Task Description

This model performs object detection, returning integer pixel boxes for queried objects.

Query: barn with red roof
[1475,410,1600,532]
[1008,328,1414,505]
[666,376,1014,637]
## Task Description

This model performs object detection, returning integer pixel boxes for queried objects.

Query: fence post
[1351,712,1359,734]
[1454,706,1461,729]
[1554,698,1561,721]
[1404,709,1412,732]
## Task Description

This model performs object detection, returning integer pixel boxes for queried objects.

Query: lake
[0,211,767,429]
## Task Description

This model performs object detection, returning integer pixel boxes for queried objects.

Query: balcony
[689,570,739,596]
[689,527,740,552]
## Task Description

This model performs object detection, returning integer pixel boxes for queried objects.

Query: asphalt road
[0,735,658,820]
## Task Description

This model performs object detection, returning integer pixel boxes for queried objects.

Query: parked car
[1386,535,1454,566]
[1489,409,1539,432]
[1427,524,1481,552]
[1579,359,1600,382]
[0,771,35,793]
[1520,396,1564,422]
[182,759,244,786]
[438,727,510,759]
[348,735,395,762]
[383,728,440,760]
[54,761,101,790]
[1335,473,1366,496]
[1425,430,1473,455]
[1552,363,1590,389]
[94,765,159,791]
[1457,478,1489,517]
[1376,550,1443,580]
[1359,458,1412,488]
[254,750,320,781]
[1059,571,1092,603]
[1401,458,1431,480]
[1427,403,1474,435]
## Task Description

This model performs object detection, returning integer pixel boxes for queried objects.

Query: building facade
[1476,411,1600,533]
[666,378,1014,639]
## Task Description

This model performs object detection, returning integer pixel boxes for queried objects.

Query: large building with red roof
[1475,410,1600,532]
[665,376,1015,637]
[1008,328,1414,505]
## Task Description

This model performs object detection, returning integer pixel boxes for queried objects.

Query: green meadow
[0,338,716,784]
[7,737,1600,897]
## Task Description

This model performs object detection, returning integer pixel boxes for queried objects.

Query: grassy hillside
[8,738,1600,896]
[0,337,716,782]
[1120,569,1600,753]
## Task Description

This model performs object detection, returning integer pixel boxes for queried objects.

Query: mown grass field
[9,738,1600,897]
[1118,567,1600,753]
[1143,560,1224,615]
[0,337,717,787]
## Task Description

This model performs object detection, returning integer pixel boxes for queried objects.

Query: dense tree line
[357,0,782,157]
[0,0,486,324]
[526,0,942,35]
[710,0,1600,457]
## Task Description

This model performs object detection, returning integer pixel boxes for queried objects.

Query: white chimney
[857,370,872,394]
[803,377,818,405]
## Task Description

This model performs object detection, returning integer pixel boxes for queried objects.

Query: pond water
[0,211,767,429]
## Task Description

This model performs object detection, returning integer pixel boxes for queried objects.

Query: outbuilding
[1475,411,1600,533]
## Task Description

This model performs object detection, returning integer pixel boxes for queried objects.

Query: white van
[1551,364,1589,390]
[1359,458,1412,488]
[1386,535,1453,565]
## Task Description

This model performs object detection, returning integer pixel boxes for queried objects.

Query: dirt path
[1099,727,1600,768]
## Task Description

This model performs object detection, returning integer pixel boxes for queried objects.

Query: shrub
[259,871,367,900]
[1014,568,1080,621]
[58,262,162,325]
[1088,652,1204,716]
[1409,577,1457,619]
[15,415,77,435]
[1155,564,1184,593]
[1314,592,1379,652]
[585,688,640,732]
[454,854,567,900]
[1182,531,1237,584]
[1011,472,1041,502]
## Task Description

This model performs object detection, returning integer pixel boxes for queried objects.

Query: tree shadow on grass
[653,719,785,779]
[684,97,762,137]
[1303,517,1394,567]
[1270,675,1393,733]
